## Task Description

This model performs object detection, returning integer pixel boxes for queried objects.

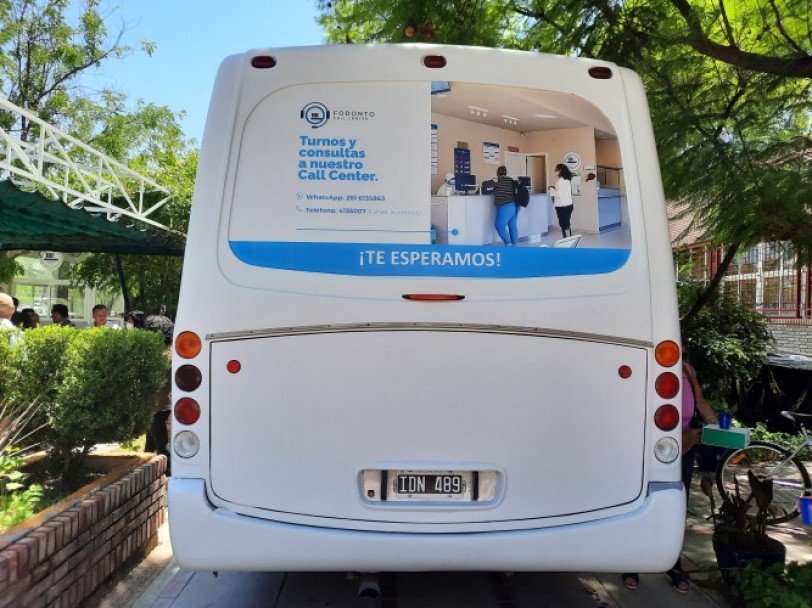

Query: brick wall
[0,455,167,608]
[769,320,812,356]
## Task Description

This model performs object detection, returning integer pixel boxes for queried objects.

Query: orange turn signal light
[176,331,202,359]
[655,340,680,367]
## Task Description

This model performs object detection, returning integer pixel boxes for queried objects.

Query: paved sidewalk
[92,471,811,608]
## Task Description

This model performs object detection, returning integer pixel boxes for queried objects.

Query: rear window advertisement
[228,81,631,278]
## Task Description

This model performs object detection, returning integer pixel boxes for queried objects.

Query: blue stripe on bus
[229,241,631,278]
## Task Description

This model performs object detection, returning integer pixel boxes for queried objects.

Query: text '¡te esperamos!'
[360,250,500,268]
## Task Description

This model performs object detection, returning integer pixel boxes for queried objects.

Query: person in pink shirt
[622,360,719,593]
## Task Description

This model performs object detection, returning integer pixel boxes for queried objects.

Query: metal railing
[676,241,809,318]
[0,96,174,233]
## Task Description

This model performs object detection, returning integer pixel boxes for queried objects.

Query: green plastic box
[701,424,750,449]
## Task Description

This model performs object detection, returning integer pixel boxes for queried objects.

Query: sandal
[622,573,639,590]
[666,568,690,594]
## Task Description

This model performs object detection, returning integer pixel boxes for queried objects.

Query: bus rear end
[169,44,685,572]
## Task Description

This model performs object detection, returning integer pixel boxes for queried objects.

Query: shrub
[731,561,812,608]
[1,325,74,434]
[678,282,774,402]
[0,447,43,532]
[1,327,168,481]
[48,328,167,477]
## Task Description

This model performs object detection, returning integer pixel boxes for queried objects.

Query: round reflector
[174,398,201,425]
[226,360,241,374]
[618,365,632,379]
[175,365,202,392]
[654,437,679,463]
[655,340,680,367]
[174,431,200,458]
[655,372,680,399]
[654,404,680,431]
[175,331,202,359]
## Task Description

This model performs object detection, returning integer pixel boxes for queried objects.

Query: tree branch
[768,0,806,54]
[669,0,811,77]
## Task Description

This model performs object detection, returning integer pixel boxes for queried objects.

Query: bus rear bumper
[169,479,685,572]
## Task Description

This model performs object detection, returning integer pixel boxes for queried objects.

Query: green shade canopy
[0,180,184,255]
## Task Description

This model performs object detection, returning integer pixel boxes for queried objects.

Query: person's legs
[560,204,574,237]
[554,206,566,236]
[507,203,519,245]
[494,203,513,245]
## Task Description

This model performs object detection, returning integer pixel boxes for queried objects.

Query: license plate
[396,473,465,495]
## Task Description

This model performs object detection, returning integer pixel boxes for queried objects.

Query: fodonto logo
[300,102,330,129]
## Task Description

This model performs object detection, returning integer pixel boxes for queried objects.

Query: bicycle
[715,411,812,525]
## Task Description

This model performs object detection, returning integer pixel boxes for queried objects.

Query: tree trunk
[681,241,741,325]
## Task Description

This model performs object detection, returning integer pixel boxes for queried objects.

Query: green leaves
[0,326,168,480]
[679,281,774,399]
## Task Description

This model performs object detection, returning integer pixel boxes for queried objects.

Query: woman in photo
[549,163,574,238]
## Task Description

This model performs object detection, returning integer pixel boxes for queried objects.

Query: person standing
[549,163,575,238]
[143,314,174,475]
[621,359,719,594]
[9,297,23,327]
[0,293,15,328]
[50,304,75,327]
[91,304,110,328]
[493,165,519,246]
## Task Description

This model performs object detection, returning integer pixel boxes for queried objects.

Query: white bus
[169,44,685,573]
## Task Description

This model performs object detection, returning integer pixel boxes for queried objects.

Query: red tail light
[654,404,680,431]
[226,360,241,374]
[655,372,680,399]
[175,365,202,392]
[175,398,201,425]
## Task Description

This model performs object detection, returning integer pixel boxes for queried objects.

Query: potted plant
[701,471,787,577]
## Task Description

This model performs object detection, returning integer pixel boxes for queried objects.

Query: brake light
[175,365,202,392]
[402,294,465,301]
[176,331,202,359]
[655,340,680,367]
[174,398,201,425]
[654,404,680,431]
[226,360,241,374]
[618,365,632,378]
[655,372,680,399]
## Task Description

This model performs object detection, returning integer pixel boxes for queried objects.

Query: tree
[320,1,810,76]
[318,0,811,320]
[0,0,196,317]
[66,103,198,318]
[0,0,152,137]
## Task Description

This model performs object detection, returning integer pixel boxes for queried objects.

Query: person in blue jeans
[492,165,518,246]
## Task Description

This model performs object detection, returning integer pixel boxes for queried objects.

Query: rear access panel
[209,329,648,524]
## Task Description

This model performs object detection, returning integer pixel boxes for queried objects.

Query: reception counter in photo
[597,188,623,232]
[431,193,550,245]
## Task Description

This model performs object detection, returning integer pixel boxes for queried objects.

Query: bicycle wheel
[716,440,811,525]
